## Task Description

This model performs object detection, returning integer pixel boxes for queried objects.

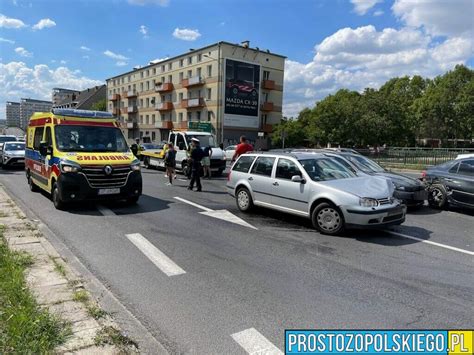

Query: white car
[224,145,236,160]
[456,153,474,160]
[227,152,406,235]
[0,141,25,168]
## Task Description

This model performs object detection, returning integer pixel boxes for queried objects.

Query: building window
[207,111,212,121]
[152,132,156,141]
[207,65,212,77]
[179,72,183,81]
[146,115,149,124]
[168,63,172,70]
[180,59,184,67]
[168,74,172,83]
[161,76,165,84]
[140,115,143,124]
[197,53,202,62]
[152,68,156,75]
[179,92,183,102]
[197,67,201,78]
[263,70,270,80]
[207,88,212,100]
[146,69,149,77]
[187,56,192,65]
[140,99,143,107]
[140,83,144,92]
[161,95,165,102]
[187,112,192,121]
[146,98,149,107]
[179,112,183,122]
[146,81,150,91]
[152,114,155,125]
[140,72,144,78]
[196,111,201,121]
[187,69,192,78]
[161,65,165,72]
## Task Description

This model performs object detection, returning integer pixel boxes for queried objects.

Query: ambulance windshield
[54,125,129,153]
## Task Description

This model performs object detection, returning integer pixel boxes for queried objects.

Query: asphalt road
[1,167,473,354]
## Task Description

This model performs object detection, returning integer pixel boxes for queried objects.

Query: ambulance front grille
[81,166,130,188]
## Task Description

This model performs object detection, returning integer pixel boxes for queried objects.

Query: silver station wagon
[227,152,406,235]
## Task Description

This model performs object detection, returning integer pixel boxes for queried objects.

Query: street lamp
[203,51,224,143]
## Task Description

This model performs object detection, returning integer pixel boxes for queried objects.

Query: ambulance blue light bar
[52,108,115,119]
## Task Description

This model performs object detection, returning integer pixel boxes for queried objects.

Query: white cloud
[0,61,102,109]
[0,13,27,28]
[80,45,91,51]
[127,0,169,6]
[283,23,473,117]
[0,37,15,44]
[116,61,128,67]
[350,0,382,15]
[103,50,128,61]
[374,10,384,16]
[60,60,67,64]
[150,57,168,64]
[32,18,56,30]
[392,0,473,37]
[15,47,32,57]
[172,27,201,41]
[82,55,90,60]
[139,25,148,38]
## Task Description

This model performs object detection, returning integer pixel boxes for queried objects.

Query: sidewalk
[0,185,138,354]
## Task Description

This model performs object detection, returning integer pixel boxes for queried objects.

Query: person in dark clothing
[188,138,204,191]
[164,142,176,185]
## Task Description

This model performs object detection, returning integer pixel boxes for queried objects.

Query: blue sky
[1,0,473,119]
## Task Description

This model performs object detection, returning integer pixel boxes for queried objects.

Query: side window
[176,134,186,150]
[458,161,474,176]
[449,163,460,174]
[276,158,302,180]
[232,156,256,173]
[334,156,353,170]
[250,157,275,177]
[44,127,52,146]
[33,127,44,150]
[169,133,175,145]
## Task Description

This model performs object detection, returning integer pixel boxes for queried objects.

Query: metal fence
[357,147,474,167]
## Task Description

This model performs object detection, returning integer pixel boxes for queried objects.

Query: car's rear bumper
[342,204,406,228]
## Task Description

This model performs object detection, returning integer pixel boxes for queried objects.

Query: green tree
[90,98,107,111]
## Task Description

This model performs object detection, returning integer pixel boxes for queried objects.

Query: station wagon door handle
[248,177,254,181]
[273,182,279,186]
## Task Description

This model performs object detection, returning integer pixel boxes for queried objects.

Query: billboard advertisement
[224,58,260,128]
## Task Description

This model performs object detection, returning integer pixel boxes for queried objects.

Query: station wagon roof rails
[51,108,115,119]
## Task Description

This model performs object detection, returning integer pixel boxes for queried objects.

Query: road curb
[0,184,169,354]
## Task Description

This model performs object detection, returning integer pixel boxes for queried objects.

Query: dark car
[423,158,474,209]
[325,151,428,207]
[226,79,257,97]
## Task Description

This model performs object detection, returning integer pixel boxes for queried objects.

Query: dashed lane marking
[231,328,283,355]
[387,231,474,256]
[126,233,186,276]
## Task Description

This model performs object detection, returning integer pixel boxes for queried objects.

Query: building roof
[54,85,106,109]
[106,41,287,81]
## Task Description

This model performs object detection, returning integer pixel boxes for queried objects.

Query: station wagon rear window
[251,157,275,177]
[299,158,355,181]
[232,155,256,173]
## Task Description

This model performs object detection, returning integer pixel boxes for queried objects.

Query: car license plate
[17,159,24,162]
[98,188,120,195]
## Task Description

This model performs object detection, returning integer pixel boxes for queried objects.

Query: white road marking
[97,205,116,216]
[178,178,188,182]
[388,231,474,256]
[231,328,283,355]
[125,233,186,276]
[200,210,258,230]
[173,196,213,212]
[174,196,258,229]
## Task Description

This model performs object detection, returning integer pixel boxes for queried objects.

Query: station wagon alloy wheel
[312,202,344,235]
[236,187,253,212]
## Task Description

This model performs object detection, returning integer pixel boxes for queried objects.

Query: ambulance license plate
[98,188,120,195]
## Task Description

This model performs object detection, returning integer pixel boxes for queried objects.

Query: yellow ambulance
[25,109,142,209]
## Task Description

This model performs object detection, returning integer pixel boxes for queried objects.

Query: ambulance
[25,109,142,209]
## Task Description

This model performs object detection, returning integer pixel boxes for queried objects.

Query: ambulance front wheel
[52,182,66,210]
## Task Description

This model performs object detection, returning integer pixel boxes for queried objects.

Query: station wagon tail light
[359,197,379,207]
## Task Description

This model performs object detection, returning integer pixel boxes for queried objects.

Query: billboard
[224,58,260,128]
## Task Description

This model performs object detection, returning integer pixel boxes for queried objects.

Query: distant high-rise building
[6,101,21,128]
[19,98,52,129]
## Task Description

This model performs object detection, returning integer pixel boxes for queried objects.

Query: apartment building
[19,98,52,129]
[6,101,21,128]
[106,41,285,145]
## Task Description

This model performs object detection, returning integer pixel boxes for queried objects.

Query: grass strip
[0,230,70,353]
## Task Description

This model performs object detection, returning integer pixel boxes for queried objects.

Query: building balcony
[112,108,120,115]
[127,105,138,113]
[126,121,138,129]
[120,108,128,115]
[126,90,137,98]
[182,76,203,88]
[155,120,173,129]
[175,121,188,129]
[262,124,273,133]
[181,98,204,109]
[108,94,120,101]
[155,82,174,92]
[261,102,274,112]
[155,102,173,111]
[262,80,275,90]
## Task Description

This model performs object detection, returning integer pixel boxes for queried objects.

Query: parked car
[227,152,406,235]
[324,151,428,207]
[138,142,166,161]
[0,135,17,149]
[0,141,25,168]
[423,158,474,209]
[456,153,474,160]
[224,145,236,160]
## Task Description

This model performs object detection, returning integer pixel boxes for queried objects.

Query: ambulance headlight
[130,159,141,171]
[60,160,81,173]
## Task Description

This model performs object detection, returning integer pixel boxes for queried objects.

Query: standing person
[188,138,204,192]
[202,145,212,179]
[164,142,176,185]
[231,135,254,162]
